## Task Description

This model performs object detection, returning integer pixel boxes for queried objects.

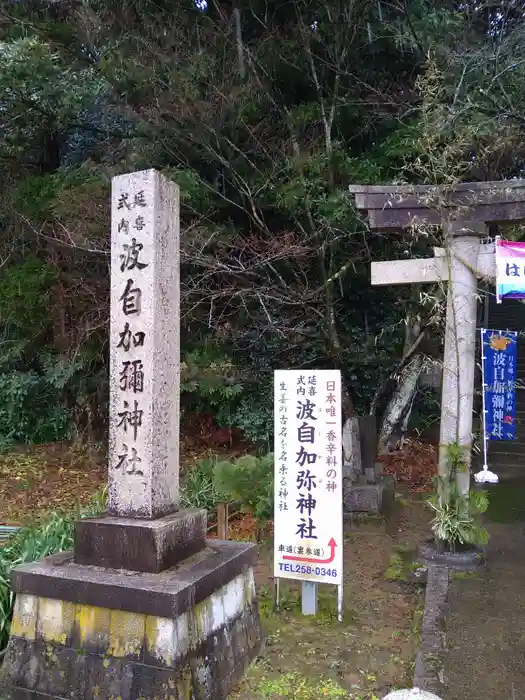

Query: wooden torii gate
[348,181,525,493]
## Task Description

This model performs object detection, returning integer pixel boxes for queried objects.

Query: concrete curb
[413,565,449,696]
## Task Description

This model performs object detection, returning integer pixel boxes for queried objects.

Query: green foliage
[0,488,107,655]
[180,455,222,512]
[232,377,273,448]
[214,454,274,527]
[0,371,71,447]
[181,346,243,426]
[0,37,103,162]
[181,345,273,445]
[427,445,489,550]
[1,0,522,448]
[0,250,109,446]
[0,257,75,445]
[385,546,422,582]
[0,257,56,364]
[255,672,360,699]
[10,174,62,221]
[410,387,441,437]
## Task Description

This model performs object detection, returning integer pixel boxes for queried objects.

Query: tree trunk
[377,355,424,455]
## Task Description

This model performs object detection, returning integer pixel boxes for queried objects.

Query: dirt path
[233,501,431,699]
[444,491,525,700]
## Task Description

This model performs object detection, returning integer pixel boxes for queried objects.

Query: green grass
[384,545,421,582]
[180,454,222,512]
[0,487,107,655]
[253,672,372,699]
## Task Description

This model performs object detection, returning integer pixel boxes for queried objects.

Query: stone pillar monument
[1,170,262,700]
[108,169,181,520]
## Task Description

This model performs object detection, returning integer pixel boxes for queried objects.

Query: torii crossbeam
[349,181,525,493]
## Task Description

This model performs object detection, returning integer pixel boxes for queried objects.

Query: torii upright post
[349,181,525,493]
[439,222,483,494]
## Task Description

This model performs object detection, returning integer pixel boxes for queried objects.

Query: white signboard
[273,370,343,586]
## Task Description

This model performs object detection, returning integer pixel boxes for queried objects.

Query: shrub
[232,380,273,449]
[0,371,71,447]
[180,343,274,446]
[180,455,222,512]
[180,346,243,427]
[214,453,273,537]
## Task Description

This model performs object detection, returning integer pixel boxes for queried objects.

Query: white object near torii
[382,689,443,700]
[349,180,525,493]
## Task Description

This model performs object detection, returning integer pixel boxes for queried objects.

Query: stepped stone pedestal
[0,170,263,700]
[2,540,261,700]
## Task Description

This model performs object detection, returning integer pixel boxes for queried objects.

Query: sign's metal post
[301,581,318,615]
[273,577,280,611]
[337,583,343,623]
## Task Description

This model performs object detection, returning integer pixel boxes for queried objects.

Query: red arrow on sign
[282,538,337,565]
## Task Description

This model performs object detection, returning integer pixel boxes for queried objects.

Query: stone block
[74,507,207,573]
[108,170,181,521]
[30,643,78,699]
[10,595,38,641]
[81,653,135,700]
[144,614,177,667]
[1,550,263,700]
[73,603,111,654]
[108,610,146,660]
[36,598,76,647]
[1,636,39,691]
[12,540,254,620]
[343,474,395,515]
[128,662,185,699]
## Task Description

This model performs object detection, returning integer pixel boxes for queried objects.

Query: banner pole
[475,329,499,484]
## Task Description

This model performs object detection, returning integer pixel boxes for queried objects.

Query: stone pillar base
[343,474,395,515]
[0,542,263,700]
[74,508,207,573]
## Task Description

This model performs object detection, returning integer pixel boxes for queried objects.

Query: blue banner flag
[481,329,517,441]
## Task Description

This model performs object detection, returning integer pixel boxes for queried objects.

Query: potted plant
[420,444,489,568]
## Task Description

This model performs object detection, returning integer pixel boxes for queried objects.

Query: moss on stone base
[0,569,262,700]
